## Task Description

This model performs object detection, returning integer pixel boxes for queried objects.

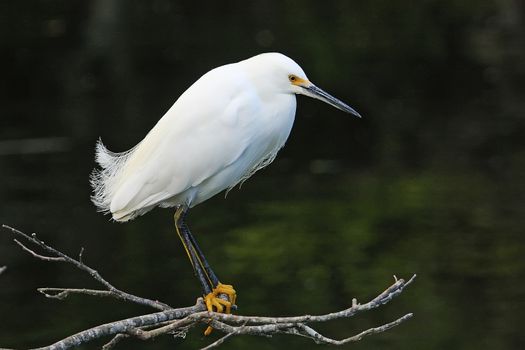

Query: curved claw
[205,293,231,313]
[203,282,237,335]
[215,283,237,307]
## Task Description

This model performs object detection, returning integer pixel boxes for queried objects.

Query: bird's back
[91,57,296,221]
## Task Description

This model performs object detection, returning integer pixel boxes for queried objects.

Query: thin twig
[101,334,128,350]
[290,313,413,345]
[14,239,65,262]
[3,224,171,311]
[78,247,84,265]
[37,288,116,300]
[199,330,237,350]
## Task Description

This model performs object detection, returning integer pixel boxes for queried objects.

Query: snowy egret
[91,52,361,333]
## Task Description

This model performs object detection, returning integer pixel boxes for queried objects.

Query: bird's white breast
[189,71,297,206]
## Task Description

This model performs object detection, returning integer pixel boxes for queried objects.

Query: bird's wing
[109,66,259,219]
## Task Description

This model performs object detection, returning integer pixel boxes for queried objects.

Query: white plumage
[91,52,360,222]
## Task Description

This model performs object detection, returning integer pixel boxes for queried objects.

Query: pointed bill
[304,84,362,118]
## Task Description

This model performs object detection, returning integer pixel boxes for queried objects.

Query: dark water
[1,1,524,349]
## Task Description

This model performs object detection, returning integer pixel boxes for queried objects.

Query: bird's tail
[90,139,137,219]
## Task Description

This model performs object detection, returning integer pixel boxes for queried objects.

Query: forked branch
[5,225,170,311]
[2,224,415,350]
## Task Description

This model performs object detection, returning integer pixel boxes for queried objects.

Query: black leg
[174,206,212,295]
[174,205,237,336]
[181,222,220,287]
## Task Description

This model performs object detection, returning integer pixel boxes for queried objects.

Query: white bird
[91,52,361,333]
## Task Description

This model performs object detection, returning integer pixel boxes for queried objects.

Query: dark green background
[1,0,524,349]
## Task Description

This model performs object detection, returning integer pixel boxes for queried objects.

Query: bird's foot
[203,282,237,335]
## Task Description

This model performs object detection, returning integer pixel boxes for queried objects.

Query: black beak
[304,85,362,118]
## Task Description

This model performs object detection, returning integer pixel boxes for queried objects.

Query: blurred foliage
[0,0,524,349]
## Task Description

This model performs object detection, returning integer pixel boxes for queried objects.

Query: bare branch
[41,276,414,349]
[2,225,415,349]
[78,247,84,264]
[176,274,417,327]
[125,314,200,340]
[3,224,171,311]
[101,334,128,350]
[288,313,413,345]
[32,302,206,350]
[101,321,184,350]
[37,288,116,300]
[199,331,236,350]
[14,239,65,262]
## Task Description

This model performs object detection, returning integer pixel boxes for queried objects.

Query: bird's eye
[288,75,297,82]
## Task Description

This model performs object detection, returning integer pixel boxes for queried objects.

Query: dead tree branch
[4,224,171,311]
[2,224,416,349]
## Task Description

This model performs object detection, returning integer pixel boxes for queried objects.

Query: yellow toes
[204,292,232,314]
[204,326,213,336]
[203,283,237,336]
[214,283,237,306]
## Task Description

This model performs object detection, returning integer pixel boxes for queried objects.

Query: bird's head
[245,53,362,118]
